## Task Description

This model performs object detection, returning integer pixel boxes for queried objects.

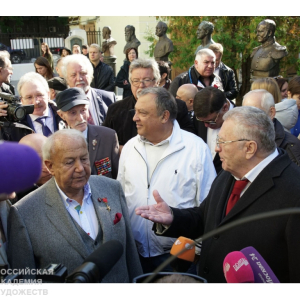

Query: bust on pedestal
[123,25,141,54]
[194,21,215,55]
[250,19,288,79]
[102,26,117,75]
[154,21,174,62]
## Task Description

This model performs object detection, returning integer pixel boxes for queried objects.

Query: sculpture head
[125,25,135,42]
[155,21,167,37]
[196,21,214,40]
[256,19,276,44]
[102,26,111,40]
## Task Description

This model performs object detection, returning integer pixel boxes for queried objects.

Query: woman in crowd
[34,56,54,80]
[288,76,300,138]
[251,77,298,132]
[116,47,138,99]
[275,76,289,100]
[41,42,53,70]
[60,47,71,57]
[251,77,282,103]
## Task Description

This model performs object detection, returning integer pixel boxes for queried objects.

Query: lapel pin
[92,139,97,150]
[102,197,111,211]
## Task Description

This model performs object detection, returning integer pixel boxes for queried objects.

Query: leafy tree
[145,16,300,105]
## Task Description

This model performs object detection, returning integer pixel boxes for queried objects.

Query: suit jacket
[0,102,64,142]
[90,88,116,126]
[87,124,119,179]
[8,176,143,283]
[159,149,300,283]
[103,95,195,146]
[0,200,11,266]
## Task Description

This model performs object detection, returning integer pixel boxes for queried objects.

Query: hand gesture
[135,190,173,225]
[0,101,8,118]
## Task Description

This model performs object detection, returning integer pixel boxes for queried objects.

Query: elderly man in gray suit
[7,129,142,282]
[56,88,119,179]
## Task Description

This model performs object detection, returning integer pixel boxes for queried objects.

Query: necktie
[35,117,52,137]
[225,179,249,215]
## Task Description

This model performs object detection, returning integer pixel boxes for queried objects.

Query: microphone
[240,246,280,283]
[66,240,123,283]
[223,251,254,283]
[170,236,196,272]
[0,141,42,194]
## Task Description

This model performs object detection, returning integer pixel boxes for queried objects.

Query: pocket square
[113,213,122,225]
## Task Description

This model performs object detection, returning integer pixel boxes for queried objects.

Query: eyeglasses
[216,135,250,147]
[21,94,46,102]
[196,111,220,125]
[131,79,155,87]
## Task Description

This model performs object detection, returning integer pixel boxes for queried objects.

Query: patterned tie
[225,179,249,215]
[35,116,52,137]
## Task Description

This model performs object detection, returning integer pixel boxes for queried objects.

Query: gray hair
[223,106,276,154]
[139,87,177,121]
[89,43,101,52]
[195,48,216,61]
[243,89,275,114]
[61,54,93,85]
[42,129,87,160]
[18,72,49,96]
[129,58,161,85]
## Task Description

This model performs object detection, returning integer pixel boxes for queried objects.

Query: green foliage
[0,17,24,33]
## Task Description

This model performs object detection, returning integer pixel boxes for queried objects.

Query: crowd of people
[1,37,300,283]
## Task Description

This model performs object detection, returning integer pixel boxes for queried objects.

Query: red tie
[225,179,249,215]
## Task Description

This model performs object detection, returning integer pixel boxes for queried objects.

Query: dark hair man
[118,87,216,273]
[193,86,234,173]
[136,106,300,283]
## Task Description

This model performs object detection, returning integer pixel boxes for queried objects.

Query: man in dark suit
[1,72,63,141]
[8,129,142,282]
[209,43,238,100]
[136,106,300,283]
[193,87,234,173]
[56,88,119,179]
[103,58,195,153]
[62,54,116,126]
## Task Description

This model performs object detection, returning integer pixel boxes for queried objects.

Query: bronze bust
[195,21,215,55]
[102,26,117,57]
[123,25,141,54]
[251,19,288,78]
[154,21,174,62]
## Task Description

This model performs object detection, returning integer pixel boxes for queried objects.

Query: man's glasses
[131,79,155,87]
[196,111,220,125]
[216,135,250,147]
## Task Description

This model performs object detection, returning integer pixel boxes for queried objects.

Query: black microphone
[65,240,123,283]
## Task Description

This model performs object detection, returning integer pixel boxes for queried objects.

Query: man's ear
[161,110,170,123]
[161,73,167,80]
[269,106,276,119]
[44,160,55,176]
[57,110,65,120]
[287,91,292,99]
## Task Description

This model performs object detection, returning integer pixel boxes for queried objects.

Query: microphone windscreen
[240,246,280,283]
[223,251,255,283]
[84,240,123,282]
[170,236,195,262]
[0,141,41,194]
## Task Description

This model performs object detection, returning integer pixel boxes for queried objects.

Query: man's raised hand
[135,190,173,225]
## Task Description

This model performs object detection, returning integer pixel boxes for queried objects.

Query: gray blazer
[8,176,142,283]
[87,124,119,179]
[0,200,11,266]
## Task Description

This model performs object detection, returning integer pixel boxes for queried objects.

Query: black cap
[60,47,71,55]
[56,88,89,112]
[47,77,67,91]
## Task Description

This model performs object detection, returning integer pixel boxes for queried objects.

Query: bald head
[176,84,199,111]
[19,133,52,185]
[242,89,276,119]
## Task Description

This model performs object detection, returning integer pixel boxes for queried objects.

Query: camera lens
[15,106,26,120]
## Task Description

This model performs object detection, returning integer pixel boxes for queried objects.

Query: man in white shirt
[117,87,216,273]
